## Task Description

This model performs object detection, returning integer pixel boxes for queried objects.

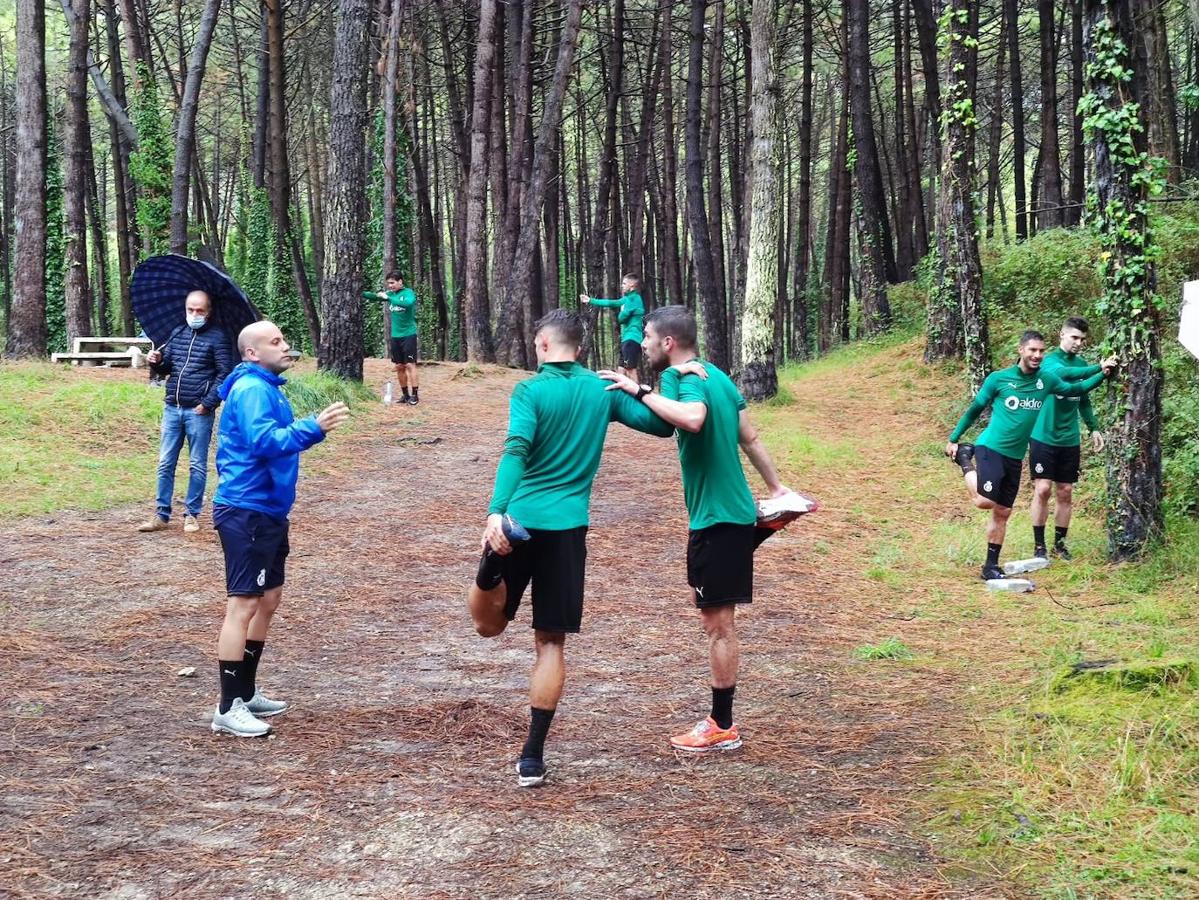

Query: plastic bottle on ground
[986,578,1035,593]
[1002,557,1050,576]
[383,381,394,405]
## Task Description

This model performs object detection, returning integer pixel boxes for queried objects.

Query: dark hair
[623,273,642,293]
[1019,329,1045,347]
[1064,316,1089,334]
[534,308,585,347]
[386,270,404,282]
[644,305,697,349]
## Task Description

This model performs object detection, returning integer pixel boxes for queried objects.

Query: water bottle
[1002,557,1050,576]
[383,381,394,406]
[986,578,1035,593]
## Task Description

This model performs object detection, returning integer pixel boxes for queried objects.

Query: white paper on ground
[1180,281,1199,359]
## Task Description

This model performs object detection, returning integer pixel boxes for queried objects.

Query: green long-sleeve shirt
[1029,348,1102,447]
[362,288,417,338]
[661,360,757,531]
[487,361,673,529]
[590,291,645,343]
[949,362,1105,460]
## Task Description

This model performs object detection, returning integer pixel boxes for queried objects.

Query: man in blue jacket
[209,320,349,738]
[138,291,235,534]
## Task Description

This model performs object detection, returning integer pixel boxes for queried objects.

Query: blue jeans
[155,405,215,520]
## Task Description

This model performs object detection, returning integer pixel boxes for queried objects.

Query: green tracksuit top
[589,291,645,343]
[362,288,417,338]
[949,362,1105,460]
[661,360,757,531]
[487,361,673,530]
[1029,349,1102,447]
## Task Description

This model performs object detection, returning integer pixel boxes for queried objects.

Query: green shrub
[282,370,374,417]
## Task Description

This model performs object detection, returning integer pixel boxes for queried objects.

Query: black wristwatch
[635,383,652,401]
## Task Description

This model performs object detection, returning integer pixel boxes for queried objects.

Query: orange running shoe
[669,717,742,752]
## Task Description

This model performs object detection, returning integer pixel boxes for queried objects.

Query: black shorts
[620,340,642,369]
[501,527,588,633]
[975,445,1022,509]
[1028,439,1081,484]
[213,505,289,596]
[389,335,419,364]
[687,523,756,608]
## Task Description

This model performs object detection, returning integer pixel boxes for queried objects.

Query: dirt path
[0,353,1005,899]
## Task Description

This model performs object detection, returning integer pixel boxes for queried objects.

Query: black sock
[401,387,410,399]
[242,640,265,701]
[1055,526,1069,547]
[521,707,555,761]
[412,387,419,400]
[1033,526,1046,552]
[711,685,736,730]
[475,549,505,591]
[985,543,1002,567]
[218,660,244,714]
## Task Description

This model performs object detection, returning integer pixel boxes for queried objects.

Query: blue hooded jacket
[213,363,326,519]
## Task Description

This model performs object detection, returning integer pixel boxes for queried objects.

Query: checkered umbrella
[131,254,258,353]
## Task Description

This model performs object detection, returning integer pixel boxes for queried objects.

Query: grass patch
[0,361,377,519]
[853,637,915,661]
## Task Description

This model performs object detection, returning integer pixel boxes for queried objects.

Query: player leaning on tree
[1027,318,1106,560]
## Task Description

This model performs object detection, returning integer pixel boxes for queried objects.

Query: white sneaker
[183,514,200,533]
[244,690,288,718]
[211,697,272,737]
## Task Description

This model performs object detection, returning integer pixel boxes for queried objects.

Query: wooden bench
[51,346,147,368]
[73,336,153,353]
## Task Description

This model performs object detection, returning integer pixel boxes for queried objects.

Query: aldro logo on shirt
[1004,395,1043,412]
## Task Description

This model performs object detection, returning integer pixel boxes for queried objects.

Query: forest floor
[1,342,1137,899]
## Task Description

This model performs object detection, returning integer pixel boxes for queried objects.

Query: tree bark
[929,0,987,389]
[740,0,779,401]
[62,0,91,345]
[792,0,814,359]
[318,0,370,380]
[659,11,683,308]
[986,1,1008,239]
[1066,0,1085,225]
[464,0,497,362]
[846,0,893,332]
[168,0,221,254]
[1084,0,1163,560]
[381,0,403,275]
[685,0,729,370]
[5,0,47,358]
[497,0,584,368]
[1007,0,1029,240]
[1037,0,1064,229]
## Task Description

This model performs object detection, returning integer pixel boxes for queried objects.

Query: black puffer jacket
[151,324,235,409]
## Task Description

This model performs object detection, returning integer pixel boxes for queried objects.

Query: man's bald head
[185,290,211,315]
[237,320,295,374]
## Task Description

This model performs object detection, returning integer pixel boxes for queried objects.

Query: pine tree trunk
[167,0,220,254]
[792,0,814,359]
[1066,0,1085,225]
[846,0,893,333]
[497,0,583,368]
[1007,0,1029,240]
[318,0,370,380]
[5,0,47,358]
[986,2,1008,239]
[62,0,91,345]
[1037,0,1064,229]
[686,0,729,369]
[380,0,403,275]
[1084,0,1164,560]
[659,13,683,308]
[932,0,987,390]
[464,0,498,362]
[740,0,779,401]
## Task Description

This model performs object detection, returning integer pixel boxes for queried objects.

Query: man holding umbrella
[132,255,256,534]
[138,290,234,533]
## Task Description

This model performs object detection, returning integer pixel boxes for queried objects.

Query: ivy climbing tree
[928,0,987,392]
[1080,1,1165,561]
[127,70,172,257]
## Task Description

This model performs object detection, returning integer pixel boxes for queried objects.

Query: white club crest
[257,568,267,587]
[983,480,994,492]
